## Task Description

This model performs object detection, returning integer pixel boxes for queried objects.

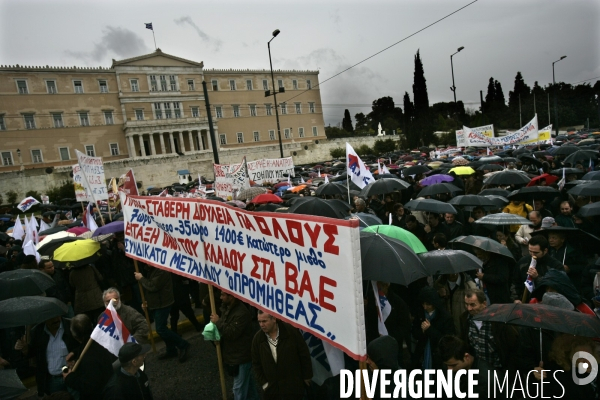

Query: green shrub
[330,147,345,159]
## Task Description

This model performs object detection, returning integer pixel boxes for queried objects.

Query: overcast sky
[2,0,599,127]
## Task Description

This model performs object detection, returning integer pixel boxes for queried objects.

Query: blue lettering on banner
[125,239,168,264]
[246,235,291,263]
[295,248,327,270]
[302,331,331,372]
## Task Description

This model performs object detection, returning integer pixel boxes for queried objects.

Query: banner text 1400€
[120,194,367,360]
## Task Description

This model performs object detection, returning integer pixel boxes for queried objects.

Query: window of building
[135,109,144,120]
[85,145,95,157]
[104,111,114,125]
[269,130,275,141]
[131,79,139,92]
[59,147,70,161]
[0,115,5,130]
[284,128,291,139]
[212,80,218,91]
[265,104,272,116]
[237,132,244,143]
[73,80,83,93]
[52,113,63,128]
[249,104,256,117]
[2,152,13,166]
[253,131,260,142]
[295,103,301,114]
[174,102,181,118]
[23,114,35,129]
[280,103,287,115]
[233,105,240,118]
[246,79,253,90]
[215,106,223,118]
[263,79,269,90]
[191,107,199,117]
[292,80,298,90]
[278,79,283,90]
[309,102,315,113]
[99,80,108,93]
[169,75,177,91]
[164,102,172,119]
[312,126,318,136]
[79,112,89,126]
[17,80,28,94]
[160,75,168,91]
[110,143,119,156]
[188,79,194,91]
[229,80,236,90]
[219,134,227,144]
[307,80,312,89]
[154,103,162,119]
[46,80,57,94]
[31,149,43,163]
[150,75,157,91]
[298,127,305,138]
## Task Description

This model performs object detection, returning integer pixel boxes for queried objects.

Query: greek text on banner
[120,193,367,360]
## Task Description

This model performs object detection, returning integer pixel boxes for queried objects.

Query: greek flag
[145,23,153,30]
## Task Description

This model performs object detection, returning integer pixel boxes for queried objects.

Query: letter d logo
[572,351,598,386]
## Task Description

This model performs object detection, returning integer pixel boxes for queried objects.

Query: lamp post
[268,29,284,158]
[552,55,566,136]
[450,46,464,105]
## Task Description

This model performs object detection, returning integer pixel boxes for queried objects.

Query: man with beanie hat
[103,343,152,400]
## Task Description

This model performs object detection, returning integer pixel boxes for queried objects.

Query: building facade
[0,49,325,172]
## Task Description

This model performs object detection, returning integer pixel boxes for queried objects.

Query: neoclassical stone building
[0,49,325,172]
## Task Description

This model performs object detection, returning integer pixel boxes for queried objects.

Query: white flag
[382,164,390,175]
[346,143,374,189]
[22,240,41,264]
[12,217,24,240]
[324,175,329,184]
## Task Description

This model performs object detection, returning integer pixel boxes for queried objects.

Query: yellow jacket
[503,201,532,233]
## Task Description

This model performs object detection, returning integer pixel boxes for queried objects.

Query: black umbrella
[549,168,584,176]
[402,165,430,176]
[483,195,510,208]
[359,231,427,285]
[345,213,382,228]
[478,164,504,171]
[448,195,497,208]
[0,270,56,300]
[578,201,600,217]
[563,150,598,165]
[518,154,543,167]
[376,173,399,180]
[255,203,284,212]
[449,235,515,260]
[37,236,85,256]
[478,188,511,197]
[507,186,560,202]
[484,171,531,186]
[359,178,410,197]
[500,157,518,164]
[0,296,68,329]
[65,219,84,228]
[473,303,600,337]
[479,156,503,163]
[207,196,226,202]
[404,199,457,214]
[418,183,463,197]
[530,226,600,251]
[41,211,57,217]
[553,146,580,156]
[315,183,347,196]
[287,198,350,219]
[475,213,531,226]
[0,369,27,400]
[567,181,600,197]
[38,226,68,236]
[582,171,600,181]
[417,250,482,275]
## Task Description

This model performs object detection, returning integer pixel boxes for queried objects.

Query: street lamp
[552,55,567,136]
[268,29,284,158]
[450,46,465,105]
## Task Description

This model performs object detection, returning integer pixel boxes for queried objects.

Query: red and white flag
[346,143,374,189]
[91,299,136,356]
[17,196,40,212]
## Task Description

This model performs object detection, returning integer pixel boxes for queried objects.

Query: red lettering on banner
[162,233,179,250]
[250,255,276,284]
[319,276,337,312]
[235,212,255,231]
[272,219,288,241]
[286,220,304,247]
[145,227,159,244]
[177,238,198,257]
[254,216,272,236]
[285,262,298,293]
[199,205,236,226]
[205,242,246,273]
[323,224,339,255]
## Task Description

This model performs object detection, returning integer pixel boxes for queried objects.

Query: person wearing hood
[531,269,584,308]
[365,336,403,400]
[411,286,455,370]
[546,230,588,292]
[503,200,533,234]
[514,211,543,256]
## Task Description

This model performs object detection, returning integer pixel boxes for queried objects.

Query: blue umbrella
[92,220,124,237]
[420,174,454,186]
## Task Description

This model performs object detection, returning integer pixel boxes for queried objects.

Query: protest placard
[120,193,367,360]
[75,150,109,201]
[464,116,538,147]
[72,164,91,202]
[455,124,493,147]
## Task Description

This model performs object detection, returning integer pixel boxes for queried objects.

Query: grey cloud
[65,27,149,64]
[174,16,223,52]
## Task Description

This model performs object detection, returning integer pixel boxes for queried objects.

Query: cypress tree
[412,50,429,116]
[484,78,496,112]
[342,109,354,133]
[494,80,506,108]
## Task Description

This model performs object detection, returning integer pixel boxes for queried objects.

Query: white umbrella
[35,231,76,250]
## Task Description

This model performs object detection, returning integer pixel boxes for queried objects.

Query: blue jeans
[152,306,188,354]
[233,362,258,400]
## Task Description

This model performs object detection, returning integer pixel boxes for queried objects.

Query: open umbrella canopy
[35,231,76,250]
[287,198,349,219]
[478,188,511,197]
[0,296,68,329]
[563,150,598,165]
[359,178,410,197]
[237,186,268,201]
[38,225,68,236]
[473,303,600,337]
[568,181,600,197]
[345,213,382,228]
[484,170,531,186]
[449,235,515,261]
[507,186,560,202]
[526,174,559,187]
[66,226,89,235]
[37,236,85,256]
[530,226,600,250]
[0,270,56,300]
[315,182,347,196]
[359,231,427,285]
[418,183,463,197]
[363,225,427,254]
[0,369,28,400]
[420,174,454,186]
[255,203,284,212]
[553,146,580,156]
[549,168,584,176]
[483,195,510,209]
[478,164,504,171]
[402,165,430,176]
[475,213,532,226]
[448,166,476,175]
[405,199,457,214]
[251,193,283,204]
[417,249,482,275]
[92,220,125,237]
[448,195,497,208]
[578,201,600,217]
[582,171,600,181]
[53,239,101,268]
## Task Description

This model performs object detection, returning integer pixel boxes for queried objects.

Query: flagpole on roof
[145,22,157,50]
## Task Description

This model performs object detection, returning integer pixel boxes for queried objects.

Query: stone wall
[0,136,399,198]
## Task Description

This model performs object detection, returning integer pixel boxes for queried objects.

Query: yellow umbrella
[449,166,476,175]
[53,239,101,268]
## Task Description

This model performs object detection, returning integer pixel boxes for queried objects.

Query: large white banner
[72,164,91,202]
[464,116,538,147]
[455,124,493,147]
[519,125,552,145]
[75,150,108,200]
[120,194,367,360]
